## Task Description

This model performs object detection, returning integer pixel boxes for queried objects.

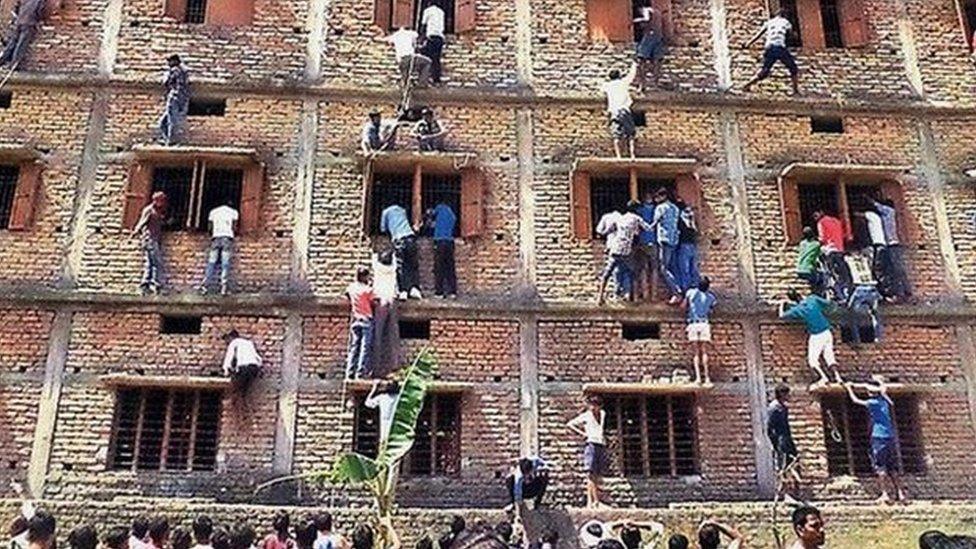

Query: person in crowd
[600,63,638,158]
[845,279,882,345]
[780,289,839,387]
[597,201,652,305]
[103,527,130,549]
[596,207,628,304]
[674,198,700,293]
[9,514,29,549]
[350,525,374,549]
[789,506,825,549]
[842,376,908,504]
[365,380,399,447]
[381,204,422,300]
[505,456,549,516]
[159,54,190,145]
[361,110,399,154]
[666,535,689,549]
[437,517,466,549]
[170,528,192,549]
[191,516,214,549]
[198,198,239,296]
[813,210,853,301]
[767,384,801,500]
[370,249,401,379]
[419,0,446,85]
[312,513,346,549]
[634,192,658,301]
[683,276,716,384]
[615,521,665,549]
[412,108,448,152]
[130,516,152,549]
[795,226,822,293]
[295,519,318,549]
[697,518,744,549]
[918,530,976,549]
[345,266,376,379]
[148,518,170,549]
[854,206,889,287]
[25,511,55,549]
[229,525,256,549]
[212,528,231,549]
[650,189,682,305]
[742,8,800,95]
[0,0,62,70]
[578,520,608,549]
[222,330,263,390]
[871,197,911,301]
[427,201,458,298]
[633,4,665,92]
[385,27,431,88]
[567,394,608,509]
[131,191,168,295]
[261,512,296,549]
[67,525,98,549]
[526,527,558,549]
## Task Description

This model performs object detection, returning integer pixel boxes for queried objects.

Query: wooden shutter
[779,177,802,244]
[650,0,673,41]
[362,165,375,234]
[455,0,476,33]
[571,170,592,240]
[391,0,414,29]
[7,162,42,231]
[881,179,920,245]
[239,162,264,234]
[123,163,152,230]
[586,0,633,43]
[205,0,254,25]
[460,168,484,238]
[675,173,713,233]
[838,0,870,47]
[374,0,392,29]
[163,0,188,20]
[796,0,826,49]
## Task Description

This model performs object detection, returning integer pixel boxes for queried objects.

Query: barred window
[109,388,222,472]
[368,171,463,237]
[0,165,19,229]
[602,393,698,477]
[151,162,243,232]
[185,0,207,23]
[797,181,882,250]
[589,177,675,239]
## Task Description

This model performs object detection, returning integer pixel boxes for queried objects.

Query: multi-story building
[2,0,976,528]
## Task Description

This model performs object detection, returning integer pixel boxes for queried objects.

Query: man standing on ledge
[159,54,190,145]
[600,63,638,158]
[380,204,422,300]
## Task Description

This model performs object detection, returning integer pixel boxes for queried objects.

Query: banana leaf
[330,453,380,484]
[378,348,437,467]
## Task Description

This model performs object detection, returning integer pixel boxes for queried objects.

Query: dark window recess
[160,315,203,335]
[632,110,648,127]
[811,116,844,134]
[797,183,839,233]
[845,184,881,249]
[630,0,645,42]
[820,393,925,477]
[965,0,976,50]
[840,324,878,344]
[603,393,698,477]
[819,0,844,48]
[413,0,455,34]
[109,387,222,471]
[187,98,227,117]
[151,163,243,232]
[0,92,11,109]
[199,168,243,231]
[637,178,675,203]
[370,172,413,235]
[589,177,630,238]
[152,167,195,231]
[420,174,462,237]
[408,394,462,476]
[399,319,431,340]
[0,165,19,229]
[779,0,802,47]
[353,398,381,459]
[621,322,661,341]
[185,0,208,23]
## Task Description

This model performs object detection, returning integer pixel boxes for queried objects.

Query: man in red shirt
[814,210,852,300]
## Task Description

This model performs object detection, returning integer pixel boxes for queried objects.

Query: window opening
[0,165,19,229]
[160,315,203,335]
[185,0,207,23]
[421,173,462,237]
[820,0,844,48]
[621,322,661,340]
[603,393,698,477]
[370,172,414,235]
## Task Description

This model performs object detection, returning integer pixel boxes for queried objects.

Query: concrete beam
[709,0,732,92]
[290,99,318,291]
[917,120,964,300]
[272,313,304,476]
[97,0,123,77]
[516,108,537,296]
[519,315,540,457]
[27,310,72,498]
[955,324,976,444]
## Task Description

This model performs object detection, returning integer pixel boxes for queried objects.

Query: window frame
[0,155,42,232]
[150,160,245,233]
[599,392,700,478]
[164,0,255,26]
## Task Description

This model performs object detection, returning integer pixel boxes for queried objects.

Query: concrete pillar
[272,313,304,476]
[954,323,976,442]
[98,0,124,77]
[519,315,540,457]
[513,0,534,85]
[305,0,329,81]
[917,120,964,299]
[516,108,537,295]
[710,0,732,91]
[27,310,72,498]
[291,99,318,291]
[893,0,925,98]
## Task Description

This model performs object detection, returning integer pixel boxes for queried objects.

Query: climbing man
[199,198,239,296]
[419,0,446,85]
[682,276,716,384]
[842,376,908,504]
[159,54,190,146]
[360,110,399,154]
[814,209,853,301]
[0,0,62,70]
[600,63,638,158]
[742,8,800,95]
[380,204,422,300]
[385,26,431,88]
[222,330,263,391]
[411,107,448,151]
[779,289,840,387]
[131,191,168,295]
[633,3,665,92]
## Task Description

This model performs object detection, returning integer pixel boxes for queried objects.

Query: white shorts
[808,330,836,369]
[687,322,712,342]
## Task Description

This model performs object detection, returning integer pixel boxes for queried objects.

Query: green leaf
[330,453,380,484]
[379,348,437,467]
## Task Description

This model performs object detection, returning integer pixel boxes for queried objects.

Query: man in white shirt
[742,8,800,95]
[199,199,239,296]
[600,63,638,158]
[222,330,263,390]
[567,395,609,509]
[856,207,892,292]
[365,380,399,446]
[419,0,446,85]
[386,27,431,88]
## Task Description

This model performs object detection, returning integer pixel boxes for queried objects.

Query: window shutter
[362,165,374,234]
[163,0,188,20]
[778,177,802,244]
[796,0,826,49]
[391,0,415,29]
[374,0,392,29]
[650,0,673,41]
[881,179,919,245]
[571,171,592,240]
[205,0,254,25]
[123,163,152,230]
[7,161,42,231]
[586,0,633,43]
[460,168,484,238]
[838,0,870,47]
[239,162,264,234]
[675,173,713,233]
[455,0,476,33]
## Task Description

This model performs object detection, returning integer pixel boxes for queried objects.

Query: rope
[0,59,21,92]
[770,454,800,549]
[825,409,843,443]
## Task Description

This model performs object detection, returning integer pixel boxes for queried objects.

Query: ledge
[0,144,42,161]
[131,144,260,164]
[807,381,950,395]
[343,379,476,393]
[779,162,913,182]
[100,373,232,390]
[572,157,699,176]
[361,151,478,174]
[583,382,714,394]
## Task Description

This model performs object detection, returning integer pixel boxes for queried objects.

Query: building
[1,0,976,522]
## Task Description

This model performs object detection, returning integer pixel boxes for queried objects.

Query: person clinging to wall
[813,209,853,302]
[841,375,909,504]
[411,107,448,152]
[674,198,700,294]
[741,7,800,96]
[418,0,446,85]
[567,394,609,509]
[870,197,911,303]
[385,26,431,89]
[222,329,263,390]
[370,249,401,379]
[682,276,716,384]
[649,188,683,305]
[600,62,638,159]
[199,197,239,296]
[361,110,399,154]
[795,226,823,294]
[158,54,190,146]
[423,201,458,298]
[381,203,423,300]
[345,266,377,379]
[0,0,62,70]
[131,191,168,296]
[779,288,841,387]
[633,2,665,92]
[767,383,802,503]
[596,201,651,305]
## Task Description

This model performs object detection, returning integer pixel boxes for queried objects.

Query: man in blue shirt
[682,276,716,384]
[779,290,839,387]
[380,204,422,300]
[505,456,549,518]
[843,376,907,504]
[650,188,682,304]
[426,203,458,298]
[634,193,657,301]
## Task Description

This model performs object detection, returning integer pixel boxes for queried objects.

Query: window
[187,98,227,117]
[820,393,924,476]
[109,388,222,472]
[185,0,207,23]
[353,393,462,476]
[819,0,843,48]
[796,181,880,249]
[0,165,18,229]
[399,319,431,340]
[810,116,844,134]
[621,322,661,340]
[587,0,673,44]
[373,0,474,34]
[164,0,254,26]
[602,393,698,477]
[789,0,870,49]
[575,169,694,240]
[160,315,203,335]
[0,92,11,109]
[963,0,976,50]
[780,0,803,47]
[588,177,674,238]
[0,161,41,232]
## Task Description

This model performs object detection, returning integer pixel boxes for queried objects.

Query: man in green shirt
[796,227,822,292]
[779,289,840,387]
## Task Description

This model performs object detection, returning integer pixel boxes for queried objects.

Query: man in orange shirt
[813,210,852,301]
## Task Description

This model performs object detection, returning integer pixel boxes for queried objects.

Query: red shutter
[7,162,42,231]
[391,0,414,29]
[460,168,484,238]
[163,0,187,20]
[571,171,592,240]
[779,177,802,244]
[586,0,633,43]
[838,0,870,47]
[205,0,254,25]
[650,0,673,41]
[675,174,712,233]
[123,163,152,230]
[455,0,476,33]
[881,179,919,245]
[374,0,392,29]
[362,165,375,235]
[796,0,826,49]
[239,162,263,234]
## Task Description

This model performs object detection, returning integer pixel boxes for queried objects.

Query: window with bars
[164,0,253,25]
[0,165,19,229]
[797,181,883,250]
[368,171,464,237]
[820,393,925,476]
[786,0,870,49]
[779,0,803,47]
[421,174,461,238]
[185,0,208,23]
[151,162,243,232]
[353,393,462,477]
[819,0,843,48]
[602,393,698,477]
[589,177,675,239]
[109,388,222,472]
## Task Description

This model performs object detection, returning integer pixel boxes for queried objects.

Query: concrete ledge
[100,373,233,390]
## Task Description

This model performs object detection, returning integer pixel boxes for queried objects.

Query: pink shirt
[817,215,845,253]
[346,282,375,321]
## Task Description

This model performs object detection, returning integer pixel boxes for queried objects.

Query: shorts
[871,437,898,474]
[808,330,836,369]
[583,442,609,476]
[609,109,636,140]
[759,45,799,78]
[636,33,665,61]
[773,442,798,472]
[686,322,711,342]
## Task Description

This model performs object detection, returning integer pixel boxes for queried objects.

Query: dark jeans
[797,271,824,294]
[658,243,680,296]
[230,363,261,392]
[886,244,911,299]
[420,35,444,83]
[0,24,36,68]
[434,240,457,296]
[506,472,549,506]
[824,251,852,301]
[393,235,420,292]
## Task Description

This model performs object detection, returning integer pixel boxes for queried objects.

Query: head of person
[272,512,290,537]
[378,248,394,266]
[368,110,381,125]
[667,534,689,549]
[698,276,711,293]
[775,383,791,403]
[654,188,669,204]
[918,531,952,549]
[518,457,536,477]
[103,527,130,549]
[698,524,721,549]
[608,69,621,80]
[792,506,825,548]
[314,513,332,534]
[151,191,167,209]
[802,226,816,240]
[619,527,642,549]
[228,524,255,549]
[27,512,56,549]
[192,516,213,544]
[777,7,788,17]
[581,522,604,547]
[170,528,192,549]
[67,525,98,549]
[539,527,559,549]
[675,198,687,210]
[415,536,434,549]
[786,289,802,303]
[586,394,602,413]
[294,518,317,549]
[421,107,434,121]
[9,516,28,539]
[212,528,231,549]
[449,516,466,536]
[493,522,512,544]
[132,517,151,542]
[642,191,655,204]
[626,200,642,215]
[812,210,824,221]
[356,266,371,284]
[351,525,373,549]
[148,518,170,548]
[222,330,240,344]
[167,54,181,67]
[596,540,625,549]
[381,380,400,395]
